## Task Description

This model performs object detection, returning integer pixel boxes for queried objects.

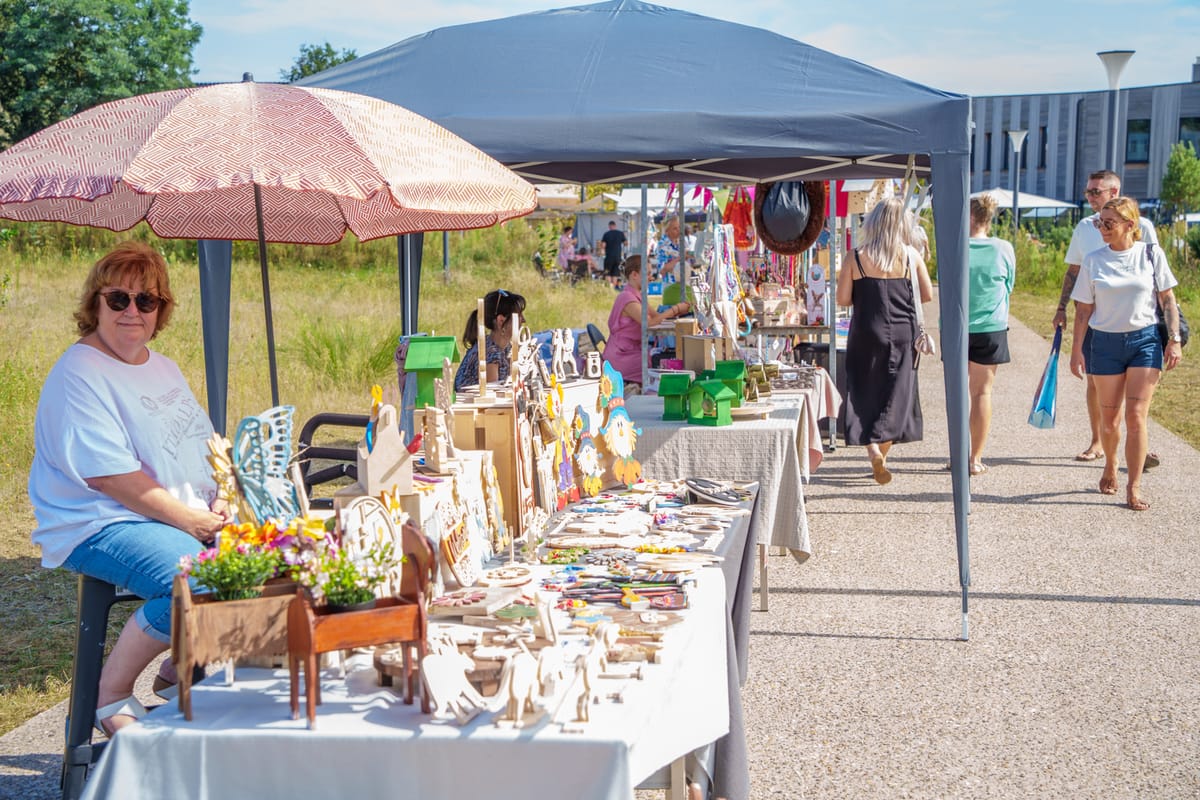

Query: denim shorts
[63,520,203,643]
[1084,325,1162,376]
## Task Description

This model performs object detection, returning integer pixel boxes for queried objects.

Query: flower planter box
[288,592,430,729]
[170,575,298,721]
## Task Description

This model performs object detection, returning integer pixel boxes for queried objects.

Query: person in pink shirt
[603,255,690,393]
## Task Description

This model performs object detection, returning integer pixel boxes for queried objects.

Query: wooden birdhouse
[404,336,460,408]
[657,372,692,421]
[687,380,736,427]
[712,360,747,408]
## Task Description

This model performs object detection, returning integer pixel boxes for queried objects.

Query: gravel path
[4,309,1198,800]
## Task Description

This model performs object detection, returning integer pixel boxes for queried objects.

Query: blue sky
[189,0,1199,96]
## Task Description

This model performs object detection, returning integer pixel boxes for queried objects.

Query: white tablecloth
[80,566,729,800]
[626,395,810,558]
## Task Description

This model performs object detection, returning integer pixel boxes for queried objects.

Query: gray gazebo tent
[299,0,973,635]
[297,2,971,796]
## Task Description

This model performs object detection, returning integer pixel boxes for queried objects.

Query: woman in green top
[967,193,1016,475]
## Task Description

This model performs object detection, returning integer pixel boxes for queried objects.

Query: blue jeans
[1084,325,1162,376]
[63,521,203,643]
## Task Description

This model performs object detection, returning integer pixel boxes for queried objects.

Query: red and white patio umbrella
[0,80,537,404]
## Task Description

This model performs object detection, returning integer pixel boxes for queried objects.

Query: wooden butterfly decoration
[207,406,301,525]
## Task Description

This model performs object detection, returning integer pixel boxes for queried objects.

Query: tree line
[0,0,356,149]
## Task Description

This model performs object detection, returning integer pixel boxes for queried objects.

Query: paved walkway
[4,310,1199,800]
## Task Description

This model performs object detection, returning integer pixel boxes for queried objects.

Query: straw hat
[753,181,826,255]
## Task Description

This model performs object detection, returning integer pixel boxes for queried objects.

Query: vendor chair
[585,323,607,354]
[60,575,139,800]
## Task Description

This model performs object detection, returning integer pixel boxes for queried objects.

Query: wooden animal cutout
[495,650,543,728]
[421,652,488,725]
[357,403,412,496]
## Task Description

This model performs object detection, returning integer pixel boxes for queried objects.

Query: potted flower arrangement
[179,538,281,601]
[301,542,402,612]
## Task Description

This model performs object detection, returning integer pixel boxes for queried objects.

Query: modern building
[971,57,1200,209]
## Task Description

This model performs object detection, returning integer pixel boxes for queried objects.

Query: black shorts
[605,259,622,277]
[968,329,1010,365]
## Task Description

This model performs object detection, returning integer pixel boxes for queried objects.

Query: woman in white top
[29,242,229,734]
[1068,196,1183,511]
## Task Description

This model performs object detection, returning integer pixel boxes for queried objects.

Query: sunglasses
[1084,188,1112,198]
[100,289,164,314]
[1094,217,1129,232]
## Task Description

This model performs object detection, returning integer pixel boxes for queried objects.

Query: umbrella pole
[961,588,969,641]
[254,184,281,406]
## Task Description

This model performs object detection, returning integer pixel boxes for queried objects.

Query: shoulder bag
[909,256,936,359]
[1146,243,1189,348]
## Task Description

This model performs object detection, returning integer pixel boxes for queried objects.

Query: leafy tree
[1160,142,1200,222]
[280,42,357,83]
[0,0,201,146]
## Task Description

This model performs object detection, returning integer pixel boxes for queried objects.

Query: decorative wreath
[753,181,827,255]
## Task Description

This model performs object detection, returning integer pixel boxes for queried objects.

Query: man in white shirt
[1052,169,1160,467]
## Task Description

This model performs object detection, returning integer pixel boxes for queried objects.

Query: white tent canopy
[970,187,1075,209]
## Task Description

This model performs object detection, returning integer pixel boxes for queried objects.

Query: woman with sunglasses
[1068,196,1183,511]
[28,242,229,735]
[454,288,528,391]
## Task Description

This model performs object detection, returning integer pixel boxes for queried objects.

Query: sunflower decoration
[573,406,604,497]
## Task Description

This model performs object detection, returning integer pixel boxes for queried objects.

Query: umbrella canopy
[0,82,537,240]
[0,81,536,413]
[969,188,1075,210]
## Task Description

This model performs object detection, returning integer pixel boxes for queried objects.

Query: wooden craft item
[428,586,520,618]
[477,565,533,587]
[422,406,457,473]
[476,297,489,399]
[494,650,543,728]
[585,351,602,379]
[356,404,412,496]
[598,362,642,487]
[288,591,430,728]
[171,575,295,721]
[421,652,488,725]
[439,518,480,588]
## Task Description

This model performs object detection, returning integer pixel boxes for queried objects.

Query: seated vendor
[603,255,690,394]
[454,288,528,391]
[567,246,601,283]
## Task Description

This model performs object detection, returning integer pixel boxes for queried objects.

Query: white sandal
[94,695,147,736]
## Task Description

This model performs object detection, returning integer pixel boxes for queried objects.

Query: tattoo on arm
[1057,264,1080,310]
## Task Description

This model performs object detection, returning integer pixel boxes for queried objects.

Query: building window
[1126,120,1150,163]
[1181,118,1200,152]
[1039,126,1048,168]
[984,132,992,171]
[1001,134,1009,171]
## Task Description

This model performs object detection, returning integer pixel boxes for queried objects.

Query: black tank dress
[843,250,923,446]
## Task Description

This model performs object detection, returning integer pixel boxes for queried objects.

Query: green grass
[0,219,615,734]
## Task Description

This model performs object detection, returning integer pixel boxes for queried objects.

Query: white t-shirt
[1065,213,1159,265]
[1070,242,1177,333]
[29,344,217,567]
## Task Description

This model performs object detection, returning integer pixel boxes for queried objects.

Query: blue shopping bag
[1028,327,1062,429]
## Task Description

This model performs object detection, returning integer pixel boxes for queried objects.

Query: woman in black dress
[835,197,933,484]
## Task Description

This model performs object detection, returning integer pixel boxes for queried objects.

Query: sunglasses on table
[100,289,164,313]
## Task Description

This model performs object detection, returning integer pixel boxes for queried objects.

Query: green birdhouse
[687,379,736,427]
[404,336,460,408]
[657,372,693,420]
[713,360,747,408]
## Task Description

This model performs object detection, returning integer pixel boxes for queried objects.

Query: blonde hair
[74,242,175,338]
[970,194,999,229]
[1102,196,1142,241]
[858,197,909,274]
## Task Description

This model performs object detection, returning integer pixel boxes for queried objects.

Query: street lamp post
[1007,129,1027,238]
[1098,50,1135,171]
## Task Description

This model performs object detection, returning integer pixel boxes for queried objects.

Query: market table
[78,491,757,800]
